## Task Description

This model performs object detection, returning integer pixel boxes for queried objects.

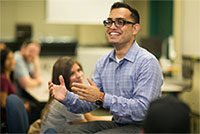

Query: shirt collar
[109,41,139,63]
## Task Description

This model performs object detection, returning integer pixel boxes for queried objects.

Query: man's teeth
[110,32,119,35]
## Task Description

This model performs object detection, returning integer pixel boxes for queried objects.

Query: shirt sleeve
[61,90,97,114]
[14,56,30,79]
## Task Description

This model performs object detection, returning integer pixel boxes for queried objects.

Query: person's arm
[71,118,87,124]
[17,75,42,89]
[71,112,111,124]
[14,56,42,89]
[32,56,42,79]
[0,92,8,108]
[83,113,111,121]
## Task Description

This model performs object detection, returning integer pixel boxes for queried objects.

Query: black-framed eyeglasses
[103,18,137,28]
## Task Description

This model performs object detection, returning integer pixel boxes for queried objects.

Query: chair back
[6,94,29,133]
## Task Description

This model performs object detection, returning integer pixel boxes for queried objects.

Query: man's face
[24,43,40,62]
[105,8,135,46]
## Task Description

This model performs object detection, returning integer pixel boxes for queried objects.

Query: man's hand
[71,77,101,102]
[48,75,67,101]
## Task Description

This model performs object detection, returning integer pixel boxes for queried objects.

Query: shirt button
[116,82,119,86]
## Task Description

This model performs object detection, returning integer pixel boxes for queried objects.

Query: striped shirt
[62,41,163,124]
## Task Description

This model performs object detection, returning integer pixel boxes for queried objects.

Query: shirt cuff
[103,93,112,109]
[61,90,74,105]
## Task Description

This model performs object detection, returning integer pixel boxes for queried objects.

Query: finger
[72,82,88,89]
[48,81,51,85]
[48,83,54,90]
[48,81,52,88]
[87,77,96,86]
[59,75,65,86]
[71,86,78,93]
[77,90,88,96]
[77,92,88,99]
[49,86,54,94]
[71,87,87,93]
[78,95,84,100]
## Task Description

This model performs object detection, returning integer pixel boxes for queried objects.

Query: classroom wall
[0,0,149,46]
[0,0,77,41]
[173,0,200,114]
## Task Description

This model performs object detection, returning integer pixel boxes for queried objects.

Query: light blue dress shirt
[62,41,163,124]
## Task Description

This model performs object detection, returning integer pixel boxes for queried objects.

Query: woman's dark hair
[0,47,14,82]
[41,56,83,119]
[51,56,83,91]
[111,2,140,24]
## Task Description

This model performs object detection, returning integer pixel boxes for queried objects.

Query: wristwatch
[95,92,105,106]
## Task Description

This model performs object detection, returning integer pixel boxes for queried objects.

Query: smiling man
[49,2,163,133]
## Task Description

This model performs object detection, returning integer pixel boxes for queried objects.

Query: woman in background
[0,47,16,132]
[40,56,110,134]
[1,47,30,133]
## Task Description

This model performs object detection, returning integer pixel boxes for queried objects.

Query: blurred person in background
[142,95,191,133]
[0,47,16,133]
[14,39,43,124]
[0,47,30,133]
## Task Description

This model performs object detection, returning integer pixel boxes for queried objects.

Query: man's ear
[132,23,140,35]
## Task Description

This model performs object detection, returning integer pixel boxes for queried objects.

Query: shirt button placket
[116,65,120,87]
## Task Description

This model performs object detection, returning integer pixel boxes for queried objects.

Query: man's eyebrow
[107,17,124,20]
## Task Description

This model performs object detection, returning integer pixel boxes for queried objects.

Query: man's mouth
[109,32,120,36]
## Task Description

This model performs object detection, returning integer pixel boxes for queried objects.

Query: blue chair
[6,94,29,133]
[44,128,57,134]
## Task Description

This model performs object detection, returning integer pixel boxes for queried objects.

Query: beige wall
[0,0,149,46]
[0,0,77,41]
[173,0,200,114]
[125,0,149,43]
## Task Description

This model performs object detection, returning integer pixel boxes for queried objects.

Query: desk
[162,82,185,92]
[161,78,191,95]
[26,83,49,103]
[26,71,51,103]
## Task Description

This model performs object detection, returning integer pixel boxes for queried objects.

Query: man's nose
[110,21,118,29]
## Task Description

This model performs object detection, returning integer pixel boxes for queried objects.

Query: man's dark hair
[111,2,140,24]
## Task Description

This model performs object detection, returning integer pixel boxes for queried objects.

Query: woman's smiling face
[69,63,84,88]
